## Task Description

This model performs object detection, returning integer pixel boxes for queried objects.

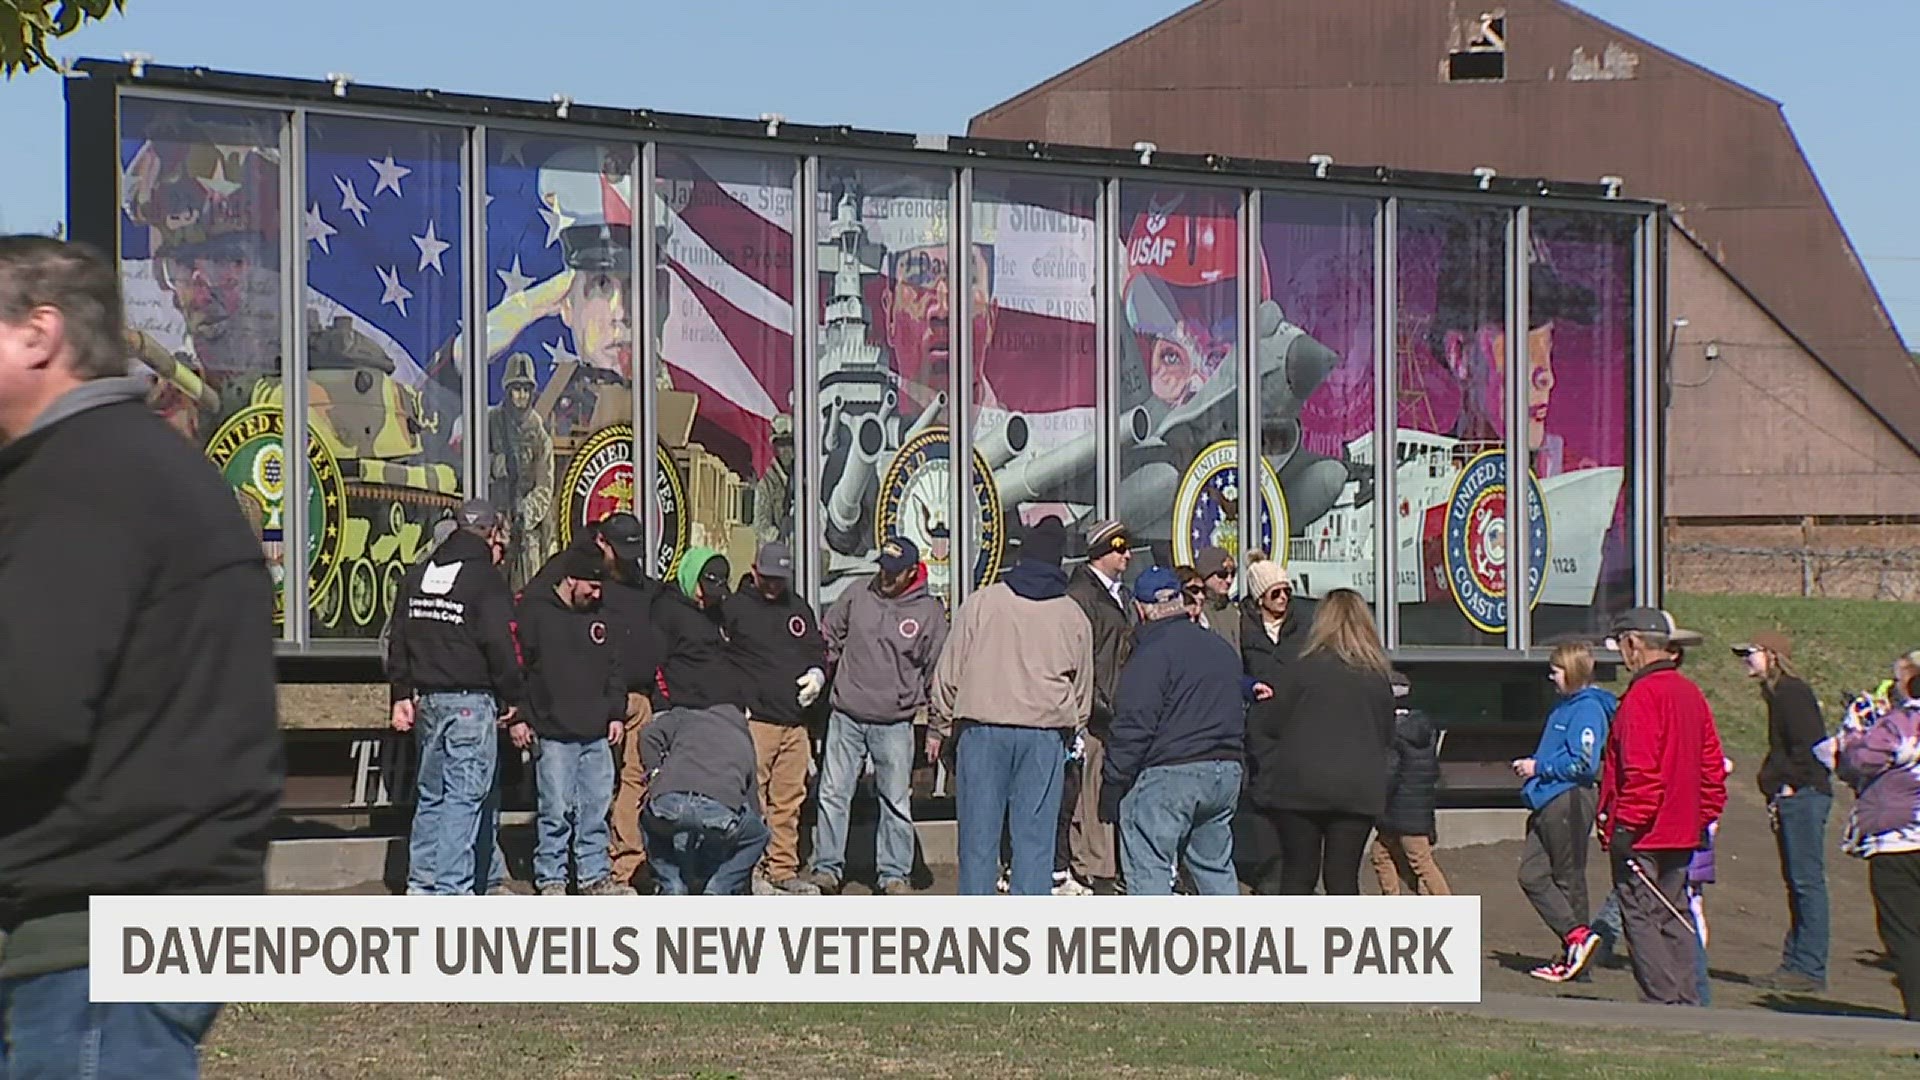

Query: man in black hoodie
[722,542,828,895]
[0,236,283,1076]
[513,548,634,896]
[388,499,524,896]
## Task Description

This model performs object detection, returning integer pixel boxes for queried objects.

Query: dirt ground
[1451,781,1903,1017]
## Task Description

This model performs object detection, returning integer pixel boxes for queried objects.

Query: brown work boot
[796,869,841,895]
[580,877,637,897]
[879,879,913,896]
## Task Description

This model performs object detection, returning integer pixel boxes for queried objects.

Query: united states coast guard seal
[558,424,687,579]
[875,427,1004,596]
[1443,449,1549,634]
[1172,440,1288,568]
[204,403,347,626]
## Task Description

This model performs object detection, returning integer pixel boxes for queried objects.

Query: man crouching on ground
[0,236,282,1077]
[640,695,769,895]
[1098,566,1259,895]
[512,547,634,896]
[930,517,1093,895]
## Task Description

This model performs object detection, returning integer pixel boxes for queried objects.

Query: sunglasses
[1263,586,1293,602]
[1183,586,1206,600]
[1207,569,1234,581]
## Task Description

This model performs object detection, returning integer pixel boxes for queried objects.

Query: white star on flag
[412,220,451,275]
[377,265,413,318]
[543,336,579,367]
[197,158,241,200]
[369,153,413,198]
[305,203,337,255]
[496,255,534,296]
[335,175,370,227]
[537,205,573,249]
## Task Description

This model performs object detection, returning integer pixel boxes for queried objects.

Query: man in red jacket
[1597,608,1727,1005]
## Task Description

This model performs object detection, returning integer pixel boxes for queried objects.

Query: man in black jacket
[722,542,827,895]
[0,236,282,1075]
[388,499,524,896]
[591,513,669,890]
[1062,519,1135,893]
[513,547,634,896]
[1097,567,1252,896]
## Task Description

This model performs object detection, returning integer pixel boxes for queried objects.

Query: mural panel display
[1527,210,1637,643]
[655,148,797,586]
[814,164,959,604]
[1256,195,1379,606]
[301,117,468,637]
[485,136,641,590]
[1115,184,1251,570]
[119,102,296,627]
[967,173,1100,581]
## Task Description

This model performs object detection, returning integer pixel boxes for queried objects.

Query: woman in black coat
[1370,672,1451,895]
[1245,588,1396,896]
[1234,557,1307,891]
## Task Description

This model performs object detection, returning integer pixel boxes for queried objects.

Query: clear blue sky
[0,0,1913,345]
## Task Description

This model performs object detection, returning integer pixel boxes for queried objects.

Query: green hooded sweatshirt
[675,546,721,601]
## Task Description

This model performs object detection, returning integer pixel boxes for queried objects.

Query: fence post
[1800,516,1815,597]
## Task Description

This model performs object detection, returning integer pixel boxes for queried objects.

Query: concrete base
[268,808,1526,893]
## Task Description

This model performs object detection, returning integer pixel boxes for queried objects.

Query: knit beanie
[1245,559,1290,600]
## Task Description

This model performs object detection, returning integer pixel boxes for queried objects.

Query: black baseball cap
[599,512,647,565]
[563,546,604,582]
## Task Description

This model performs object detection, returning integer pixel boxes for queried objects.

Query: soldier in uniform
[490,353,556,592]
[751,414,795,547]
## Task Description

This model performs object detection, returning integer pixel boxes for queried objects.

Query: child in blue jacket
[1515,643,1617,982]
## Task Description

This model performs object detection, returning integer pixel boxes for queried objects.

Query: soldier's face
[509,385,532,410]
[1450,323,1556,450]
[158,254,279,372]
[882,244,995,390]
[561,271,633,379]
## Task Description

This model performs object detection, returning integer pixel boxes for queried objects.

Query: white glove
[796,668,826,708]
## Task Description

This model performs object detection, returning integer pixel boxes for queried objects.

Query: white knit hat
[1245,559,1290,600]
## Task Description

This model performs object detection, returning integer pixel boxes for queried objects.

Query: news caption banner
[94,896,1479,1004]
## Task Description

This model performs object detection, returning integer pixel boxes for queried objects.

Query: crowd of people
[13,236,1920,1073]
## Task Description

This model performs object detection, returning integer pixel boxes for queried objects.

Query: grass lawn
[202,1002,1919,1078]
[1629,593,1914,755]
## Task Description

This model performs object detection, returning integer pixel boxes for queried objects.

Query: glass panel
[815,163,955,605]
[969,172,1100,583]
[1395,202,1513,646]
[484,136,638,590]
[1527,211,1638,645]
[303,116,467,638]
[1116,184,1246,571]
[119,101,291,629]
[655,148,798,586]
[1257,194,1380,612]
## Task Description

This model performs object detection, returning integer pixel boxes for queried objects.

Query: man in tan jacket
[929,517,1094,895]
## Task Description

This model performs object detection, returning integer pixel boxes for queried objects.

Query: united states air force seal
[875,427,1004,597]
[558,424,688,579]
[1442,449,1549,634]
[204,404,348,626]
[1173,440,1287,568]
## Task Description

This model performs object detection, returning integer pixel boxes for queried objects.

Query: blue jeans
[0,967,219,1079]
[533,737,616,890]
[1774,789,1832,982]
[643,792,771,895]
[954,724,1065,896]
[407,691,499,895]
[809,712,916,887]
[1119,760,1242,896]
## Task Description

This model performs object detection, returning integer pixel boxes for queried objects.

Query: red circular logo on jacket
[898,618,920,640]
[590,621,608,645]
[788,615,807,638]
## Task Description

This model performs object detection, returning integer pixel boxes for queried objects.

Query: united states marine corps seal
[558,424,688,579]
[1172,440,1287,568]
[204,404,347,627]
[875,427,1004,598]
[1443,449,1549,634]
